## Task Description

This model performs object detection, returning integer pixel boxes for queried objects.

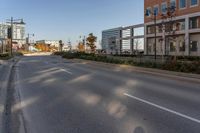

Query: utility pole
[6,17,25,56]
[10,17,13,56]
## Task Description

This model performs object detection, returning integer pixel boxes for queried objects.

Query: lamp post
[6,17,25,56]
[59,40,63,52]
[161,5,176,57]
[0,39,3,53]
[145,10,157,61]
[27,33,34,51]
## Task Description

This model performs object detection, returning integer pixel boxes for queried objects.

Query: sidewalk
[0,57,19,133]
[73,59,200,84]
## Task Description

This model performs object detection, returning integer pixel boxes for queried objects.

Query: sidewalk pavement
[73,59,200,84]
[0,57,20,133]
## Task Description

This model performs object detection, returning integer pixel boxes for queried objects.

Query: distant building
[102,27,121,54]
[63,45,71,51]
[0,22,26,48]
[36,40,59,47]
[144,0,200,56]
[102,24,144,54]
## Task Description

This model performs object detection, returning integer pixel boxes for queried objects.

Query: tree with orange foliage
[77,42,85,52]
[35,43,50,52]
[86,33,97,53]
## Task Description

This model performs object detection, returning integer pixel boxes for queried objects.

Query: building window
[190,41,198,51]
[153,5,159,16]
[189,17,199,29]
[177,21,186,30]
[147,26,154,34]
[146,7,151,17]
[179,41,185,52]
[170,42,176,52]
[161,3,167,14]
[190,0,198,6]
[148,44,152,53]
[170,0,176,8]
[179,0,186,9]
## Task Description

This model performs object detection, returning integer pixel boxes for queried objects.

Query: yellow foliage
[35,43,50,52]
[77,43,85,52]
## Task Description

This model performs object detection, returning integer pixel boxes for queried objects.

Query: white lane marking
[124,93,200,124]
[60,68,73,75]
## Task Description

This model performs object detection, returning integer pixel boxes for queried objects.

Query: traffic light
[7,27,12,39]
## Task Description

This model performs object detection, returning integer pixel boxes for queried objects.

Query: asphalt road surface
[8,55,200,133]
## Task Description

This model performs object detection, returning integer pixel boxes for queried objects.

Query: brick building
[144,0,200,56]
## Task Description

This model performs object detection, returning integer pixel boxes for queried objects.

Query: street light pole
[27,33,34,44]
[27,33,34,51]
[0,39,3,53]
[154,14,157,61]
[145,11,157,61]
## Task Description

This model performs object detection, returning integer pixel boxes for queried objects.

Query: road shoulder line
[124,93,200,124]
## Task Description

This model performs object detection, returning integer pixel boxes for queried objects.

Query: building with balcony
[102,24,144,54]
[0,22,26,49]
[144,0,200,56]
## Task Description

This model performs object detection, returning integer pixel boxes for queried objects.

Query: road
[7,55,200,133]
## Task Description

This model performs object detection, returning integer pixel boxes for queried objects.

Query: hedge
[53,52,200,74]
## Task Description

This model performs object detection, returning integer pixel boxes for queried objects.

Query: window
[190,41,198,51]
[148,44,152,53]
[170,42,176,52]
[178,21,186,30]
[179,41,185,52]
[170,0,176,8]
[179,0,186,9]
[153,5,159,16]
[189,17,199,29]
[190,0,198,6]
[161,3,167,14]
[146,7,151,17]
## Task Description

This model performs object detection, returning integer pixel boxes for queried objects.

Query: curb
[0,62,14,133]
[0,57,20,133]
[73,59,200,84]
[0,60,6,66]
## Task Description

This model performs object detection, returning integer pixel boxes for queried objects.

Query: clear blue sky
[0,0,144,46]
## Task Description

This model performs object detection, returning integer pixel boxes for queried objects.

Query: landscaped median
[52,52,200,74]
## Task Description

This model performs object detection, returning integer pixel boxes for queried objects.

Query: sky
[0,0,144,47]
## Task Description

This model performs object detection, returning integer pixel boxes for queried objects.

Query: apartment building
[102,24,144,54]
[144,0,200,56]
[0,22,26,48]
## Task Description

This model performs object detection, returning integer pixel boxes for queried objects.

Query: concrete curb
[0,62,14,133]
[0,57,21,133]
[0,60,6,66]
[73,59,200,84]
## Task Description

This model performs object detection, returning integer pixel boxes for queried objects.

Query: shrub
[13,52,23,56]
[57,51,200,74]
[0,53,9,58]
[0,53,11,60]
